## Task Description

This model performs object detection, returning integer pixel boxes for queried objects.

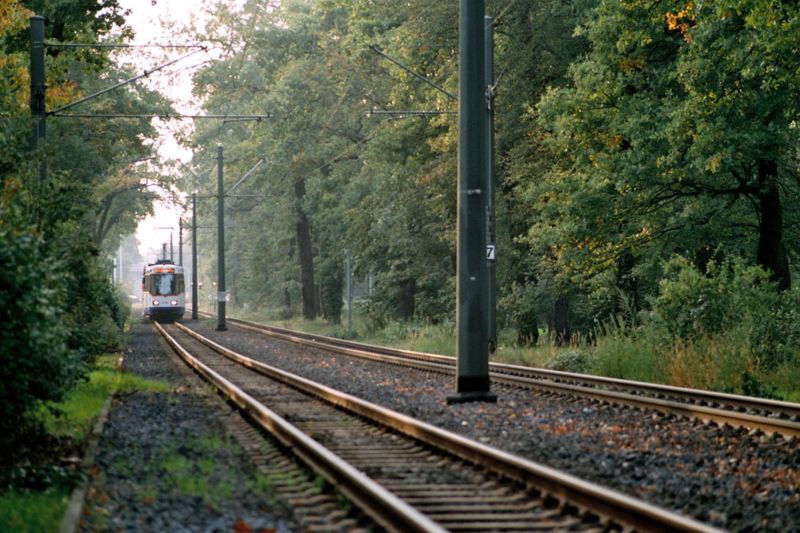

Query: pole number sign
[486,245,496,260]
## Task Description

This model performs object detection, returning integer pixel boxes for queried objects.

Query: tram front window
[152,274,178,295]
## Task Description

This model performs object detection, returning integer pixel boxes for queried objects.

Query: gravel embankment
[190,319,800,532]
[78,322,297,532]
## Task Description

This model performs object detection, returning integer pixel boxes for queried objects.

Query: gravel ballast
[78,322,298,532]
[188,319,800,532]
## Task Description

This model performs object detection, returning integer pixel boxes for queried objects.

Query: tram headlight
[170,300,178,306]
[152,299,160,306]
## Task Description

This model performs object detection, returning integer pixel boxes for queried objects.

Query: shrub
[647,256,794,369]
[545,350,590,373]
[0,205,77,450]
[586,256,799,397]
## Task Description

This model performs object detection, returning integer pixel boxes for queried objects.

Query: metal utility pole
[485,15,497,353]
[161,243,167,261]
[169,232,174,262]
[449,0,495,403]
[178,218,183,266]
[345,249,353,336]
[29,16,46,184]
[216,144,227,331]
[191,193,198,320]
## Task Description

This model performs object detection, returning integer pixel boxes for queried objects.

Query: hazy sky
[117,0,211,259]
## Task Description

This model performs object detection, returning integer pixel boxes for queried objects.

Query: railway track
[155,321,718,532]
[200,313,800,439]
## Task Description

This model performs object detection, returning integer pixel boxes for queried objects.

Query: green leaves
[0,201,75,449]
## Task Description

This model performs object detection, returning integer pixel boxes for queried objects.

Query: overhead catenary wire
[368,44,457,102]
[49,47,208,115]
[45,42,209,49]
[52,113,272,120]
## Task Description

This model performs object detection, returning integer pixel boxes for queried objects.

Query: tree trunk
[756,160,790,290]
[294,176,319,318]
[552,295,570,346]
[615,250,639,317]
[397,278,416,319]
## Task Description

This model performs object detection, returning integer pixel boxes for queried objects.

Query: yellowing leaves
[707,154,722,173]
[619,57,645,72]
[47,81,81,109]
[0,55,28,109]
[0,0,32,38]
[666,2,696,43]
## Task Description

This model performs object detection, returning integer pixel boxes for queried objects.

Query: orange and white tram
[141,260,185,322]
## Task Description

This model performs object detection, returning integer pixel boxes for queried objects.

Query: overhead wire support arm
[226,159,265,196]
[365,108,456,118]
[48,47,207,116]
[368,44,457,102]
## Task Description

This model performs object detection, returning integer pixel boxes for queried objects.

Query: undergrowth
[0,354,169,532]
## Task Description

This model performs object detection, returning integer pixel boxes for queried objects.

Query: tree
[535,1,800,294]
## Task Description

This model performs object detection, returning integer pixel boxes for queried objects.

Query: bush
[52,232,127,358]
[0,206,77,450]
[647,256,796,369]
[588,256,799,397]
[545,350,590,373]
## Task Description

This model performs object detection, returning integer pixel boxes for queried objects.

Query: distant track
[199,312,800,439]
[156,321,719,532]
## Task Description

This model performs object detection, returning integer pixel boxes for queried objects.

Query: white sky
[117,0,218,260]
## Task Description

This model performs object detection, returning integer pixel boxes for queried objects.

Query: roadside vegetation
[0,353,168,532]
[1,0,174,504]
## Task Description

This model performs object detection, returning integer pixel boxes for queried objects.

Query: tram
[142,260,185,322]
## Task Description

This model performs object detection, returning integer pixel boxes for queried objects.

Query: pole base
[446,390,498,405]
[216,325,227,331]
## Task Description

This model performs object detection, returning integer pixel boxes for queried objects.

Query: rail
[158,320,721,532]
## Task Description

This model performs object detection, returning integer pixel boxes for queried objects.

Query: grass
[0,354,169,533]
[0,490,72,533]
[158,437,240,508]
[40,355,169,441]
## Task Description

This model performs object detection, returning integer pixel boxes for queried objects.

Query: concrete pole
[449,0,495,403]
[191,193,198,320]
[485,16,497,353]
[29,16,46,184]
[216,144,227,331]
[178,219,183,266]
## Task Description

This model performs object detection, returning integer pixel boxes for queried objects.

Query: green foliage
[51,230,126,358]
[0,198,77,450]
[588,257,800,397]
[647,256,798,369]
[186,0,800,399]
[0,354,168,531]
[0,488,72,533]
[0,0,168,456]
[534,0,800,291]
[40,355,168,441]
[544,350,590,373]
